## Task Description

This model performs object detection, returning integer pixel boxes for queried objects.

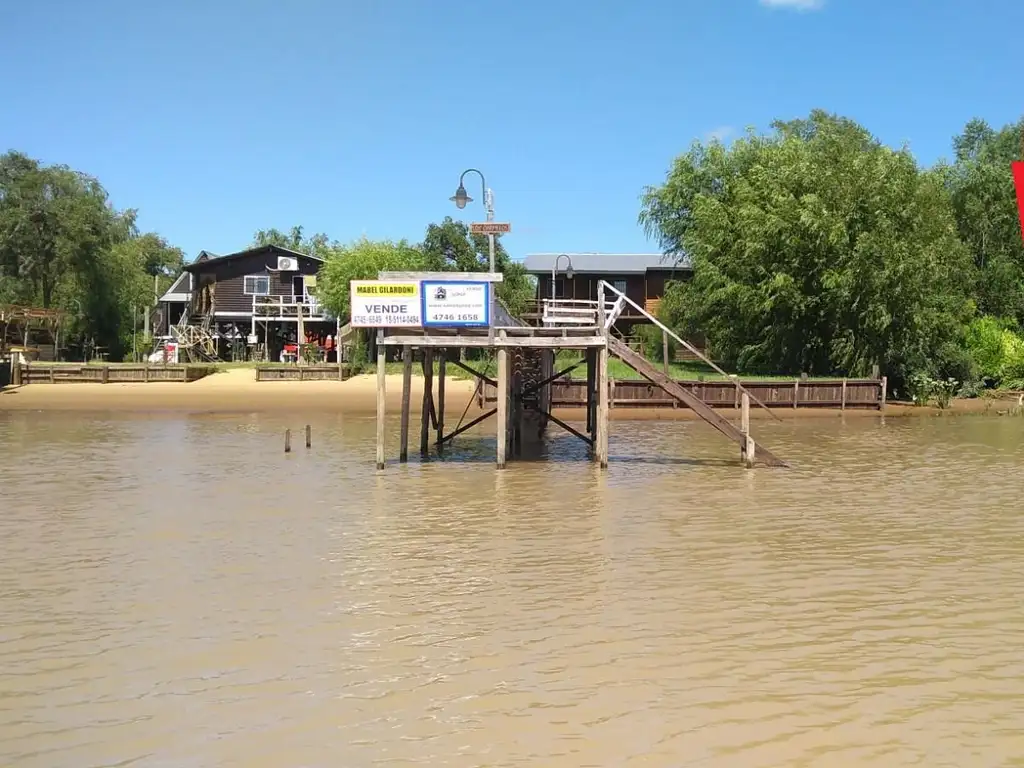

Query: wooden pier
[369,275,788,470]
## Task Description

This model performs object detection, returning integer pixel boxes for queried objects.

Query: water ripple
[0,411,1022,766]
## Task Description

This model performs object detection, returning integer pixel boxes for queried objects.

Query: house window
[553,277,567,299]
[244,275,270,296]
[613,280,627,295]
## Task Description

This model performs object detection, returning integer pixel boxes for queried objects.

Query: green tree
[0,150,186,359]
[420,216,535,316]
[640,110,974,385]
[252,225,332,258]
[940,117,1024,325]
[316,237,427,319]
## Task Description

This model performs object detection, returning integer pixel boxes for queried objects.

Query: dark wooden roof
[183,244,321,273]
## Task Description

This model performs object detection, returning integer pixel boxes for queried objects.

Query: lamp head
[450,184,472,210]
[566,265,574,280]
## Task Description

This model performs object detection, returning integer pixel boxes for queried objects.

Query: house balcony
[253,295,329,321]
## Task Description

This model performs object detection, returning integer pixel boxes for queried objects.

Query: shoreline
[1,369,1019,418]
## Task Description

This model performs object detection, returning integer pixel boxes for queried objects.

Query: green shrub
[635,324,675,363]
[965,315,1024,385]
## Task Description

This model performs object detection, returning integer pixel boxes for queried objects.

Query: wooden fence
[255,365,349,382]
[483,377,885,410]
[17,363,216,384]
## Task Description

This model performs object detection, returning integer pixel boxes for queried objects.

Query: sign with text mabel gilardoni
[349,281,422,327]
[421,281,490,328]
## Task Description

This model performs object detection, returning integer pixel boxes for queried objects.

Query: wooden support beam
[447,357,496,387]
[528,403,593,446]
[589,348,598,438]
[438,408,497,445]
[376,339,386,470]
[381,334,606,348]
[522,360,583,397]
[399,345,412,462]
[436,350,446,452]
[596,344,609,469]
[497,342,508,470]
[662,329,670,376]
[420,348,433,456]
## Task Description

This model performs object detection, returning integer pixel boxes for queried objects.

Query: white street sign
[349,281,422,327]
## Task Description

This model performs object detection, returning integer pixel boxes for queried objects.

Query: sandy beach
[2,367,1018,418]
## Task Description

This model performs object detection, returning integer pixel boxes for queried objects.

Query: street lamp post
[450,168,496,274]
[551,254,574,302]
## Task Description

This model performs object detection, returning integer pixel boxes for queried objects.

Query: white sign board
[349,281,422,328]
[421,281,490,328]
[469,222,512,235]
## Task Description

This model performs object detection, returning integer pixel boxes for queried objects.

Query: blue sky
[4,0,1022,262]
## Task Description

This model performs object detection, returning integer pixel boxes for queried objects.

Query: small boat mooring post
[376,332,386,470]
[284,429,292,453]
[305,424,311,449]
[740,392,755,468]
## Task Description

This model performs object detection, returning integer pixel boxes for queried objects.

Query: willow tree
[640,110,974,384]
[939,117,1024,325]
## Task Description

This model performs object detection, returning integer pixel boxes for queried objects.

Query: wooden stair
[607,337,787,467]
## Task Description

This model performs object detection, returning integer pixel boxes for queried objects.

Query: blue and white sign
[421,281,491,328]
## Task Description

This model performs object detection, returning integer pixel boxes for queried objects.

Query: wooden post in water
[420,348,433,456]
[596,283,609,469]
[399,345,412,462]
[375,339,386,470]
[880,376,888,411]
[436,349,446,452]
[585,348,596,437]
[284,429,292,453]
[596,345,609,469]
[496,339,509,470]
[793,379,799,409]
[305,424,311,448]
[740,392,755,468]
[841,378,847,411]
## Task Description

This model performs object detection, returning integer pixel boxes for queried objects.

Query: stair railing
[598,280,780,421]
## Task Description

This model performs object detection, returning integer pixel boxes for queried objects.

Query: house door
[292,276,306,303]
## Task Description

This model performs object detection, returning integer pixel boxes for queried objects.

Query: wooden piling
[284,429,292,453]
[305,424,311,448]
[399,345,412,462]
[585,348,596,436]
[793,379,799,408]
[880,375,888,411]
[420,348,433,456]
[375,340,386,470]
[841,378,847,411]
[740,392,755,468]
[496,342,509,470]
[596,345,609,469]
[436,350,446,451]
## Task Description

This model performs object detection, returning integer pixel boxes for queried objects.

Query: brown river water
[1,411,1023,767]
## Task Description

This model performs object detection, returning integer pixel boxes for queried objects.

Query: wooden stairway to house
[607,336,788,467]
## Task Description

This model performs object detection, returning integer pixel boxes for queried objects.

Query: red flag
[1014,161,1024,243]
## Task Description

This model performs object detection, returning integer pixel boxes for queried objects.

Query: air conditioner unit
[277,256,299,271]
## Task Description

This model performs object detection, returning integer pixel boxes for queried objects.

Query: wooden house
[521,252,693,339]
[155,244,335,362]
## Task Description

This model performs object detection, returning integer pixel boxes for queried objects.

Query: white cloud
[705,126,735,143]
[759,0,825,10]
